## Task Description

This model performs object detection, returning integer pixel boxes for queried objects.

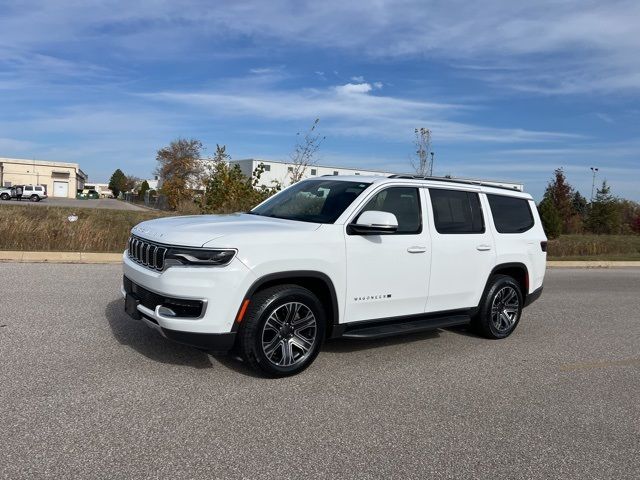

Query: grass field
[548,234,640,260]
[2,203,639,259]
[0,204,166,252]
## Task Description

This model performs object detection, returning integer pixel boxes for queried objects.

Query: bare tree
[289,118,325,183]
[411,127,433,177]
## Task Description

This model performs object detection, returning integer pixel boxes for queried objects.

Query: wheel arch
[488,262,529,300]
[235,270,340,337]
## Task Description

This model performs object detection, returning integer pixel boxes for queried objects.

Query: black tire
[30,195,39,202]
[237,284,325,377]
[0,193,9,201]
[471,274,523,339]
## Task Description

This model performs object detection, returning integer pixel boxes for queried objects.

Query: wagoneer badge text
[354,294,392,301]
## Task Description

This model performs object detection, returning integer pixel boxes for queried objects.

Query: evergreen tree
[541,168,577,234]
[108,169,127,198]
[586,181,621,234]
[138,180,150,198]
[538,198,562,239]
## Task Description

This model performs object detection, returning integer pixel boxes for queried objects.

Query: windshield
[250,180,371,223]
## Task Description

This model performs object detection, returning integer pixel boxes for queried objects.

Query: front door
[344,186,431,323]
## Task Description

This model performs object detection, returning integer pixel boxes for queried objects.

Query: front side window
[429,189,484,234]
[251,180,370,223]
[487,194,534,233]
[357,187,422,234]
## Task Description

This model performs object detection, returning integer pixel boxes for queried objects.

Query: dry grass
[548,234,640,260]
[3,204,640,259]
[0,204,167,252]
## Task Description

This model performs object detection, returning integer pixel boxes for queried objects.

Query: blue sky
[1,0,639,200]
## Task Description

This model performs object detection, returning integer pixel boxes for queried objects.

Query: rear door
[344,186,431,322]
[426,188,496,313]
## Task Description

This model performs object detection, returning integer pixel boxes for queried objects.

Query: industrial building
[228,159,393,187]
[0,157,87,198]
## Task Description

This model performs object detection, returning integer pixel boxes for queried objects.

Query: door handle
[476,244,492,251]
[407,246,427,253]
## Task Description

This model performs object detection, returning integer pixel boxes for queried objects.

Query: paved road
[0,197,146,211]
[0,265,638,479]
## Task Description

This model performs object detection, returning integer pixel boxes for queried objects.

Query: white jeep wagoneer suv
[122,175,546,377]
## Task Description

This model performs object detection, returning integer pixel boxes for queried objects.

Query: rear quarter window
[486,194,534,233]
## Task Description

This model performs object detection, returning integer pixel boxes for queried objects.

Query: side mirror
[348,210,398,235]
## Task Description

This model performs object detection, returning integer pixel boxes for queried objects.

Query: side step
[341,314,470,340]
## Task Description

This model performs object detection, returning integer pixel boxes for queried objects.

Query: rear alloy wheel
[0,193,9,201]
[472,274,523,339]
[30,195,39,202]
[238,284,325,377]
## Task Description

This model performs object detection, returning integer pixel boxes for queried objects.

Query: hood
[131,213,320,247]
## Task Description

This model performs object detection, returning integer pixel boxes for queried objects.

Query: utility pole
[590,167,599,202]
[430,152,435,176]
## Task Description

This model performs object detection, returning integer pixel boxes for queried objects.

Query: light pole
[590,167,599,202]
[430,152,435,176]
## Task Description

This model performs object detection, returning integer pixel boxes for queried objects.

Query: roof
[0,156,83,169]
[303,174,532,198]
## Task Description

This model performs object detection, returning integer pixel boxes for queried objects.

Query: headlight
[165,248,236,267]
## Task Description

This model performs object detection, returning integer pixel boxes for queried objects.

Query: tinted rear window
[429,189,484,234]
[487,194,534,233]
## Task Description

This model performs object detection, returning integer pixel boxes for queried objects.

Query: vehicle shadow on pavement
[104,299,214,369]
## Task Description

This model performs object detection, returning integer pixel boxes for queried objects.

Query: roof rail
[387,174,522,192]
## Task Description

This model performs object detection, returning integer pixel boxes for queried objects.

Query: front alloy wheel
[261,302,317,367]
[238,284,325,377]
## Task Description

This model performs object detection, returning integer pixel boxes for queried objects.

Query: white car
[122,175,547,377]
[0,184,47,201]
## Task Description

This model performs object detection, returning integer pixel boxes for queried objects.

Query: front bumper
[121,282,236,354]
[122,252,256,334]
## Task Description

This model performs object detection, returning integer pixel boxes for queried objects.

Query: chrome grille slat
[127,235,167,271]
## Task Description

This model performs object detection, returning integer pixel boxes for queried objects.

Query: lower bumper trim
[160,328,236,355]
[524,286,543,307]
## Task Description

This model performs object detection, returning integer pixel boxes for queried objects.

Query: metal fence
[123,191,170,211]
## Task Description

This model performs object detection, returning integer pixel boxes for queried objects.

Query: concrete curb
[0,251,639,267]
[0,251,122,264]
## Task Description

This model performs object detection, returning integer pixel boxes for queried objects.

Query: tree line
[107,169,151,199]
[538,168,640,238]
[107,119,639,239]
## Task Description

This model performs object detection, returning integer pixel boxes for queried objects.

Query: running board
[341,314,470,340]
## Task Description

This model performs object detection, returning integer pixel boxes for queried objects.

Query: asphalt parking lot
[0,197,146,211]
[1,265,638,479]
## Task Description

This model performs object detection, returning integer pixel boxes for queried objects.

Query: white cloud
[350,76,365,82]
[144,80,583,144]
[335,83,372,94]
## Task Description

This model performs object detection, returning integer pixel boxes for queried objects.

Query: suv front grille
[127,235,167,271]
